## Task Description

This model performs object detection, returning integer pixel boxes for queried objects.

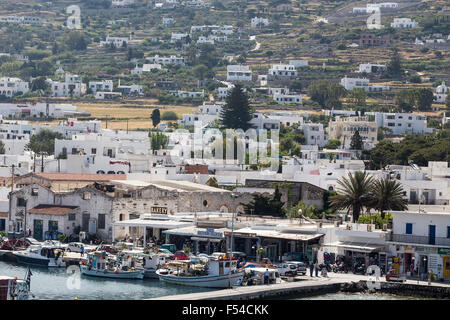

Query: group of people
[309,261,328,278]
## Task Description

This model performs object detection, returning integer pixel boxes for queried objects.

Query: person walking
[309,261,314,277]
[314,261,319,277]
[80,244,85,257]
[264,269,270,285]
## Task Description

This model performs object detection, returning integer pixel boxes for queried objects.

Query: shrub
[161,111,178,120]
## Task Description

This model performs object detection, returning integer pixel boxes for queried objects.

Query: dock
[150,273,450,300]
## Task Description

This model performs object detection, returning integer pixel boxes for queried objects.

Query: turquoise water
[0,261,214,300]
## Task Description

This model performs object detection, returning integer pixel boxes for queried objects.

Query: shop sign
[415,247,437,254]
[198,227,222,238]
[438,248,450,255]
[151,206,167,214]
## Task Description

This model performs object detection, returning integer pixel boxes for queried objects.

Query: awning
[326,242,386,253]
[162,226,229,239]
[113,218,192,229]
[234,227,324,241]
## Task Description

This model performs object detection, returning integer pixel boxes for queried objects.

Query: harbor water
[0,261,214,300]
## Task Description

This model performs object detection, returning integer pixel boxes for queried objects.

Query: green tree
[242,186,286,217]
[151,109,161,127]
[308,80,346,109]
[370,177,408,219]
[350,130,363,150]
[395,89,415,112]
[324,139,341,149]
[349,88,367,106]
[387,48,402,79]
[66,31,88,51]
[446,94,450,110]
[220,84,254,130]
[414,88,434,111]
[329,171,375,222]
[205,177,219,188]
[0,141,5,154]
[161,111,178,121]
[26,130,64,155]
[31,77,50,92]
[150,132,168,151]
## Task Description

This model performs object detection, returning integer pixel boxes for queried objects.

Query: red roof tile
[28,204,79,216]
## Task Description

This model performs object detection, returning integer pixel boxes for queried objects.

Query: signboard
[438,248,450,255]
[198,227,223,238]
[151,206,167,214]
[415,247,437,254]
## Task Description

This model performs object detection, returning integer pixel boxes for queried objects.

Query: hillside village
[0,0,449,284]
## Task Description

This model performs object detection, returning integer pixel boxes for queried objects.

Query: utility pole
[41,152,44,172]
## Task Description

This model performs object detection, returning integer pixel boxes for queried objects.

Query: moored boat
[80,250,144,279]
[156,258,244,288]
[13,244,66,267]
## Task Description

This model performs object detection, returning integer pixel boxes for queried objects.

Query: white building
[146,55,186,66]
[340,76,389,92]
[171,90,205,99]
[391,18,419,29]
[95,92,122,100]
[117,80,143,96]
[251,17,269,28]
[0,103,90,119]
[387,210,450,280]
[358,63,387,73]
[370,112,433,135]
[301,123,327,147]
[48,74,85,97]
[0,77,29,97]
[170,33,189,43]
[196,36,214,44]
[162,18,175,27]
[131,64,162,75]
[100,35,129,47]
[273,93,302,104]
[268,64,297,77]
[434,81,448,104]
[88,80,113,93]
[227,65,252,82]
[111,0,135,7]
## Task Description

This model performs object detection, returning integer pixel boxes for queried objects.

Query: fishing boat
[138,251,170,279]
[80,250,144,279]
[13,244,66,267]
[0,267,33,300]
[156,257,244,288]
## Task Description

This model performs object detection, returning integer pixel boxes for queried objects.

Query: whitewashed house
[340,76,389,92]
[131,64,162,75]
[227,65,252,81]
[0,77,29,97]
[273,93,302,104]
[370,112,433,135]
[48,73,85,97]
[170,33,189,43]
[268,64,297,77]
[391,18,418,29]
[171,90,205,99]
[100,35,129,47]
[146,55,186,66]
[251,17,269,28]
[112,0,135,7]
[162,17,175,27]
[88,80,113,93]
[434,81,448,104]
[358,63,387,73]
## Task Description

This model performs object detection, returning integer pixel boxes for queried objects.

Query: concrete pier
[150,273,450,300]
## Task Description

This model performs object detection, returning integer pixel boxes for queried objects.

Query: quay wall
[378,281,450,299]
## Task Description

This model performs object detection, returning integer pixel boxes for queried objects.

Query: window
[17,198,26,207]
[31,188,38,196]
[82,192,91,200]
[91,148,96,155]
[447,226,450,239]
[98,214,105,230]
[405,223,413,234]
[68,213,76,221]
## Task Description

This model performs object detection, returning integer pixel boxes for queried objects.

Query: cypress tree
[219,84,254,131]
[151,109,161,127]
[350,130,363,150]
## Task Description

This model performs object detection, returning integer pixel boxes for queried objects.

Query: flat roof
[235,227,324,241]
[325,241,387,253]
[113,218,193,229]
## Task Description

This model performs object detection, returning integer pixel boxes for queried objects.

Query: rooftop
[28,204,79,216]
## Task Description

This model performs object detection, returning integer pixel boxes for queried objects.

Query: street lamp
[228,193,239,289]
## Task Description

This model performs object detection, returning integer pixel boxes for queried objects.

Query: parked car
[286,261,307,275]
[63,242,93,253]
[276,263,298,276]
[173,250,190,260]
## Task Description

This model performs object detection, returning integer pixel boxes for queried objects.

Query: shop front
[438,248,450,280]
[327,242,388,272]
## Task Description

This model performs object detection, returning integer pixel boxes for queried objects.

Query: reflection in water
[0,261,214,300]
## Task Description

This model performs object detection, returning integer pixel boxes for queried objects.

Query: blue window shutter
[406,223,412,235]
[447,226,450,239]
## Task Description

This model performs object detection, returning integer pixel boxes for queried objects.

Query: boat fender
[114,270,118,274]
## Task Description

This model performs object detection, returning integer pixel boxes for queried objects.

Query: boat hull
[144,269,159,279]
[80,265,144,279]
[156,271,244,288]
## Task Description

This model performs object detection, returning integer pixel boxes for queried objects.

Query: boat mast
[228,193,238,289]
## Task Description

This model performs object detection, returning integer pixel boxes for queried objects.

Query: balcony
[387,233,450,246]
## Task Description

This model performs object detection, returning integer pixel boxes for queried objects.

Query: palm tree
[329,171,375,222]
[371,177,408,219]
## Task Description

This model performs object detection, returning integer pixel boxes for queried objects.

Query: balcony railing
[387,233,450,246]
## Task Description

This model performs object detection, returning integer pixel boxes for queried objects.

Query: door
[33,219,43,241]
[82,213,90,232]
[0,219,5,231]
[444,256,450,278]
[429,225,436,245]
[48,220,58,232]
[88,219,97,233]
